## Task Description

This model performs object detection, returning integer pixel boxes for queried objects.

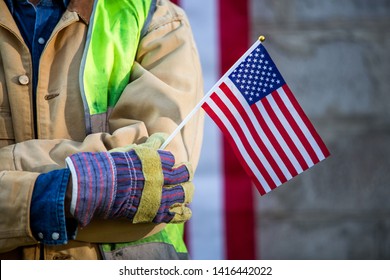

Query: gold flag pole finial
[258,35,266,42]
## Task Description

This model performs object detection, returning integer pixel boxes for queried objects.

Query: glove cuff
[66,152,116,226]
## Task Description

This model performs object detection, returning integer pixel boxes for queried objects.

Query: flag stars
[228,44,285,105]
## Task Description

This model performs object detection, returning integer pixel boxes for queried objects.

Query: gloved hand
[66,133,194,227]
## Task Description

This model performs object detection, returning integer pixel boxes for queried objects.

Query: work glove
[65,133,194,227]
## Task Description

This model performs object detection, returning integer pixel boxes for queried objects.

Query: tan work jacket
[0,0,204,259]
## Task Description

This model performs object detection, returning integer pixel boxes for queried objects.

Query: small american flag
[201,40,330,195]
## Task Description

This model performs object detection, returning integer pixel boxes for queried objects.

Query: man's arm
[0,0,203,253]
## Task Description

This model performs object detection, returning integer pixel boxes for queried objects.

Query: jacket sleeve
[0,0,204,253]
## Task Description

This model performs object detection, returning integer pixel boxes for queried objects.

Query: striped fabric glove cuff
[66,151,144,227]
[66,147,194,227]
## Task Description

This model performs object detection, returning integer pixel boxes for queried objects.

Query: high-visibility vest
[81,0,188,258]
[81,0,151,134]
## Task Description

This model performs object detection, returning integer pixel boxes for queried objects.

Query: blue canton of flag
[229,44,285,106]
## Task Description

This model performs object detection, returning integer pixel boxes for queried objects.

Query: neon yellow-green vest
[81,0,150,134]
[80,0,188,258]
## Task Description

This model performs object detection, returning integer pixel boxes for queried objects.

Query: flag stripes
[221,81,290,184]
[281,85,330,159]
[253,96,303,175]
[202,100,271,194]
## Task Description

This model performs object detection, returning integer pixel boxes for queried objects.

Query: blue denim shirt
[5,0,76,245]
[5,0,68,99]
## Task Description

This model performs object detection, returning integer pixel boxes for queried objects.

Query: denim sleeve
[30,168,78,245]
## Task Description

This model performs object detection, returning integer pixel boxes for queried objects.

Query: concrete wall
[251,0,390,259]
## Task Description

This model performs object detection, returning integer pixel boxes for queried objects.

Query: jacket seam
[148,15,184,32]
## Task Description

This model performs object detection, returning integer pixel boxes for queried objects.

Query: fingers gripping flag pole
[161,36,330,195]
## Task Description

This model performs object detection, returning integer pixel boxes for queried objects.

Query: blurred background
[173,0,390,259]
